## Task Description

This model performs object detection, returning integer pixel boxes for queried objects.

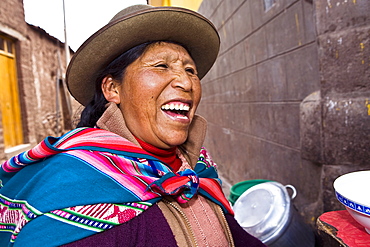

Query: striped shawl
[0,127,232,246]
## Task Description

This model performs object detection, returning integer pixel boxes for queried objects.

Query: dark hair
[76,41,156,127]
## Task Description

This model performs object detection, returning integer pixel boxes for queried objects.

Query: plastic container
[233,182,315,247]
[229,179,271,205]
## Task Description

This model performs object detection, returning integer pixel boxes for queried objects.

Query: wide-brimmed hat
[66,4,220,106]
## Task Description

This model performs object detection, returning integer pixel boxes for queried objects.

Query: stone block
[249,0,300,31]
[208,0,240,30]
[227,133,262,182]
[226,42,247,74]
[197,103,223,128]
[300,91,323,163]
[228,103,252,134]
[315,0,370,35]
[218,19,236,54]
[285,43,320,101]
[318,26,370,96]
[215,52,230,79]
[251,103,301,148]
[323,97,370,166]
[231,66,258,103]
[244,28,268,65]
[199,79,217,103]
[300,93,370,166]
[198,0,222,19]
[256,57,287,101]
[202,58,219,82]
[203,123,234,174]
[202,0,222,29]
[231,1,253,44]
[248,0,265,30]
[204,126,264,184]
[201,66,258,105]
[302,0,316,43]
[265,1,305,57]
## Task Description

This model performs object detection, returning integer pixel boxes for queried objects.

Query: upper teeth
[161,103,190,111]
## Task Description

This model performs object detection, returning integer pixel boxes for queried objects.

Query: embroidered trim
[0,193,152,242]
[46,202,152,232]
[198,148,217,169]
[0,195,42,242]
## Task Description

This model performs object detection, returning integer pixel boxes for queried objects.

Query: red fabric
[134,137,182,171]
[319,210,370,246]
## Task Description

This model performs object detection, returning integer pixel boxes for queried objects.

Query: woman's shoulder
[0,151,129,211]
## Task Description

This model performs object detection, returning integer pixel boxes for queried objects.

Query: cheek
[129,74,164,99]
[193,82,202,107]
[121,85,157,119]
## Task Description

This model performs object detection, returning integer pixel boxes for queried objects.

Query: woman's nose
[171,70,194,92]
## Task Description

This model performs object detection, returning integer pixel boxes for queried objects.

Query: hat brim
[66,6,220,106]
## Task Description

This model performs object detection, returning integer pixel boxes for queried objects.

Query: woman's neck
[134,137,181,172]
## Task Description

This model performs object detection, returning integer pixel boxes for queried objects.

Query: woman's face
[117,42,201,149]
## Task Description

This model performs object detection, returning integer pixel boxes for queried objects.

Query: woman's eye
[155,64,168,68]
[186,68,196,75]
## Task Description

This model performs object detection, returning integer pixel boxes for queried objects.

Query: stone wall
[305,0,370,212]
[198,0,322,224]
[197,0,370,226]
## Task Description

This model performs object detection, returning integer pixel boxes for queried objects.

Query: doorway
[0,35,23,149]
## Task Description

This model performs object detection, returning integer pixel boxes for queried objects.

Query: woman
[0,5,266,247]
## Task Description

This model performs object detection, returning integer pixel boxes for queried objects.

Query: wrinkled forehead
[139,41,197,66]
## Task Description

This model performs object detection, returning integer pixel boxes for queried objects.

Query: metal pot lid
[233,181,296,242]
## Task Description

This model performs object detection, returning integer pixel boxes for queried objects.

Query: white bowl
[333,170,370,234]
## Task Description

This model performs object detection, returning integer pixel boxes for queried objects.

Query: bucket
[229,179,271,205]
[233,182,315,247]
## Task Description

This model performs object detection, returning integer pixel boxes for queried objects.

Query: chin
[163,134,188,148]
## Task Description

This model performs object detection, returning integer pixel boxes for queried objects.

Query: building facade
[0,0,74,162]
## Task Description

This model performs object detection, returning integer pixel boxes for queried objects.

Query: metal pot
[233,181,315,247]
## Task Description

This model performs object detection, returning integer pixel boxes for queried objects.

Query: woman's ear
[101,76,121,104]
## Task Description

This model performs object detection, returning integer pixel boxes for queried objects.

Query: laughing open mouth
[161,102,190,120]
